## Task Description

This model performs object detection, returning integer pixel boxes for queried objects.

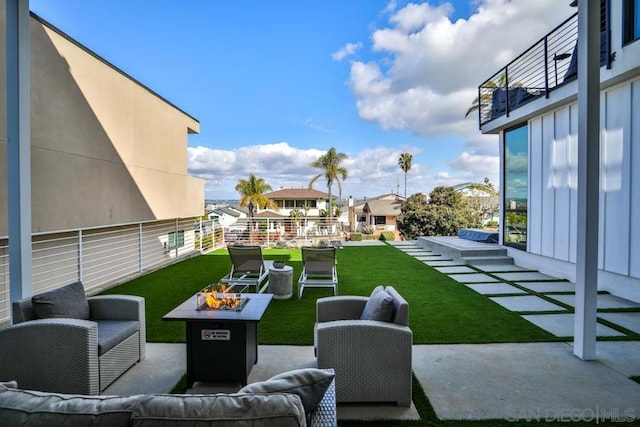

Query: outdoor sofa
[0,368,337,426]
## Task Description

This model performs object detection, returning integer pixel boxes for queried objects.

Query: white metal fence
[0,216,347,325]
[214,217,346,247]
[0,217,207,325]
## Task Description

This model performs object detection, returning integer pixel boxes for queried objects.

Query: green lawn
[102,244,555,345]
[103,244,574,427]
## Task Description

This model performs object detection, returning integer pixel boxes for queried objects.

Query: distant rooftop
[265,188,330,199]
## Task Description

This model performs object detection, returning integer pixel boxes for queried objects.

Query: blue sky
[29,0,572,200]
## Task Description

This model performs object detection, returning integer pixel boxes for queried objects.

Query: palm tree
[235,174,275,239]
[309,147,348,230]
[398,152,413,198]
[465,74,522,119]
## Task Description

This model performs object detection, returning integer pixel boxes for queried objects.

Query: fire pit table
[163,288,273,387]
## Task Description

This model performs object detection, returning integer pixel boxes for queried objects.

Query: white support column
[138,223,144,272]
[78,230,83,282]
[498,132,505,246]
[574,0,600,360]
[174,219,179,258]
[6,0,32,303]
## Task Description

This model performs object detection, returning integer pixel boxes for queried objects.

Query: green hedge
[351,232,363,241]
[379,231,396,241]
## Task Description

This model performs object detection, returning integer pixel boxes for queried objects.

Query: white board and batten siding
[526,77,640,297]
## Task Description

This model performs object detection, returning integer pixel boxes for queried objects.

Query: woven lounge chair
[0,282,145,395]
[298,246,338,299]
[314,286,412,406]
[220,245,273,293]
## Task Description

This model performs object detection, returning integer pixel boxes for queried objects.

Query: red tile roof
[264,188,330,199]
[254,210,287,218]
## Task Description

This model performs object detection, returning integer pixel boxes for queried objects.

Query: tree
[464,74,522,119]
[397,186,481,239]
[398,152,413,198]
[309,147,348,230]
[463,178,499,225]
[235,174,276,238]
[396,193,430,240]
[290,208,303,228]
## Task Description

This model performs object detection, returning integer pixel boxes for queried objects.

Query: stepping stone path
[388,240,640,339]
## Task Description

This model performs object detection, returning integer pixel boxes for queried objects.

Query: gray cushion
[0,385,138,426]
[239,368,334,421]
[360,286,396,322]
[131,392,305,427]
[95,320,140,355]
[32,282,90,320]
[0,381,17,389]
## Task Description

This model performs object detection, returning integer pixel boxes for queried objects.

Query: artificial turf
[101,244,555,345]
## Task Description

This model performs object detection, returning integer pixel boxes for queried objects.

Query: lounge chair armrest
[88,295,146,361]
[88,295,144,321]
[309,368,337,427]
[0,319,100,395]
[316,319,412,348]
[316,296,368,322]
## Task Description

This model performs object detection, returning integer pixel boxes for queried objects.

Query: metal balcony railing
[478,9,612,127]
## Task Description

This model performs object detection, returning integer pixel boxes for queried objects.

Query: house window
[503,124,528,251]
[374,216,386,225]
[168,230,184,250]
[624,0,640,44]
[307,200,317,208]
[285,200,295,208]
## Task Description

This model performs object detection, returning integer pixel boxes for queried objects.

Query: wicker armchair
[0,289,145,395]
[314,286,412,406]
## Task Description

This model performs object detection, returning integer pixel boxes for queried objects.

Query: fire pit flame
[196,284,248,311]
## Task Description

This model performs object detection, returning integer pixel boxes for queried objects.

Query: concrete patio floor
[106,341,640,422]
[105,239,640,422]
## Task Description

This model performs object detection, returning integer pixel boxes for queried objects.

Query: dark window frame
[374,216,386,225]
[623,0,640,45]
[502,123,529,251]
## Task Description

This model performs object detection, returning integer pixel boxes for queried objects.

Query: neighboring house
[1,10,204,323]
[453,183,500,225]
[253,210,288,236]
[350,194,406,232]
[208,206,247,228]
[476,1,640,302]
[453,182,494,198]
[263,188,332,217]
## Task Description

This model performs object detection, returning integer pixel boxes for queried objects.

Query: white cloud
[331,42,363,61]
[194,1,573,200]
[189,143,429,200]
[449,150,500,184]
[348,0,573,138]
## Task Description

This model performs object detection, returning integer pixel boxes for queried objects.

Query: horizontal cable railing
[216,217,346,247]
[0,217,202,325]
[1,215,351,324]
[479,12,582,126]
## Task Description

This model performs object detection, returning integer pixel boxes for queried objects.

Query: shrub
[397,188,481,239]
[379,231,396,241]
[351,232,363,241]
[362,225,374,235]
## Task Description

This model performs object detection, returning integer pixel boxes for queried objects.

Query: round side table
[268,265,293,299]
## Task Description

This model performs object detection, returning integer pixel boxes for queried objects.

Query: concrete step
[462,255,514,266]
